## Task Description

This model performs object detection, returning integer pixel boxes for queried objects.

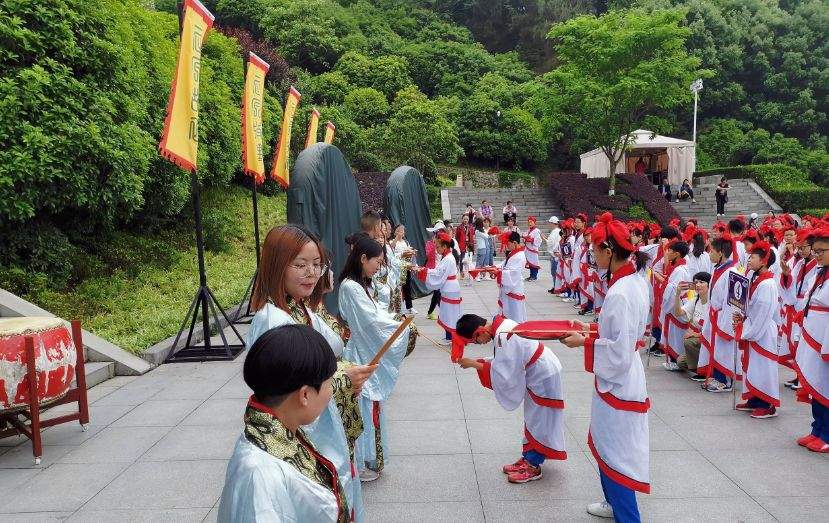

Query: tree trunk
[605,150,617,196]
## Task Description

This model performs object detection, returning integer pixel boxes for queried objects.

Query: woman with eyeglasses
[793,228,829,453]
[247,225,375,521]
[339,236,417,482]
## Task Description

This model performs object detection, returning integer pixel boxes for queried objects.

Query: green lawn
[24,186,285,354]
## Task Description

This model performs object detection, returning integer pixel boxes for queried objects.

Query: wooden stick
[417,331,452,355]
[369,314,415,366]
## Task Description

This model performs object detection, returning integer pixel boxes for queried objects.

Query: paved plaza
[1,270,827,522]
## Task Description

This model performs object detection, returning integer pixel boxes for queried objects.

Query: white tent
[579,129,696,186]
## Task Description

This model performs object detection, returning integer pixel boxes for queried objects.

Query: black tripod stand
[166,171,246,362]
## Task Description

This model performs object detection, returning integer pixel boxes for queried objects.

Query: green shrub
[497,171,535,188]
[627,203,655,222]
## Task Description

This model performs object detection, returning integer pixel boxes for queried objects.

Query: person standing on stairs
[716,176,729,217]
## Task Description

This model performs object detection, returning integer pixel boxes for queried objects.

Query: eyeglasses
[814,248,828,256]
[290,262,329,276]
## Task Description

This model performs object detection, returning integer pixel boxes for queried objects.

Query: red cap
[591,212,635,250]
[576,213,588,223]
[436,232,452,243]
[527,216,537,223]
[750,240,773,265]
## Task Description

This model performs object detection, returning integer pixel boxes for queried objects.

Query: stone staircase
[443,187,563,227]
[671,175,782,229]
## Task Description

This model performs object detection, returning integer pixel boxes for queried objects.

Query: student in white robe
[557,220,575,298]
[246,225,373,519]
[546,216,562,294]
[577,228,595,315]
[497,231,527,322]
[779,230,819,375]
[701,236,740,392]
[793,228,829,452]
[659,240,692,370]
[684,226,713,277]
[219,325,348,522]
[640,226,680,357]
[728,218,749,271]
[523,216,543,281]
[338,237,416,480]
[571,213,588,305]
[563,212,651,522]
[413,232,462,341]
[454,314,567,484]
[733,241,782,419]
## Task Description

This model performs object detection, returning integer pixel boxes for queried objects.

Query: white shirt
[681,297,709,330]
[547,228,561,255]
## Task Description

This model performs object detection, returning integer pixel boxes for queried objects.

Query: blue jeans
[811,400,829,441]
[522,449,545,467]
[529,267,539,279]
[476,248,488,269]
[712,368,729,385]
[550,258,558,287]
[600,470,640,523]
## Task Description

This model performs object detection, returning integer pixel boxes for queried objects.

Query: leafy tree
[543,9,703,193]
[343,87,390,127]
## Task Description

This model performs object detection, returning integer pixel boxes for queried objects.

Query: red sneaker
[735,402,753,411]
[806,438,829,453]
[502,457,528,475]
[797,434,818,447]
[507,465,542,483]
[750,406,778,419]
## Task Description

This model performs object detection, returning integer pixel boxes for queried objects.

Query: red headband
[528,216,537,223]
[436,232,452,243]
[450,326,489,362]
[576,213,588,223]
[750,240,773,265]
[592,212,635,251]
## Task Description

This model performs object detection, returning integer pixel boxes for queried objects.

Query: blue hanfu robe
[247,303,364,521]
[338,278,411,472]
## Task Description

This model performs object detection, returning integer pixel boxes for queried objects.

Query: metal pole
[692,90,698,144]
[191,171,211,349]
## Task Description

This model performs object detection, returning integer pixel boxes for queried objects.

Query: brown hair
[251,225,328,312]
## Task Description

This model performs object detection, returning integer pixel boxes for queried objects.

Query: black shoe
[689,374,706,382]
[547,288,556,294]
[578,309,588,315]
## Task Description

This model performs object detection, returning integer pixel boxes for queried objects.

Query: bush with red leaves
[547,172,678,225]
[355,172,390,214]
[216,26,293,89]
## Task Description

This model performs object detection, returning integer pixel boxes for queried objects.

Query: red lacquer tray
[506,320,598,340]
[469,266,500,279]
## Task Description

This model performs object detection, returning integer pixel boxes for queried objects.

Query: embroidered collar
[608,262,637,288]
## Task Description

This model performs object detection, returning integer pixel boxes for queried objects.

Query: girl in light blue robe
[339,236,415,477]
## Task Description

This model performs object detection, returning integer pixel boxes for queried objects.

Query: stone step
[69,361,117,390]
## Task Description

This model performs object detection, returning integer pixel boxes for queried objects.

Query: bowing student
[413,232,463,341]
[733,241,782,419]
[219,326,348,523]
[793,227,829,452]
[659,240,692,371]
[246,225,373,519]
[455,314,567,484]
[497,231,527,322]
[523,216,543,281]
[562,212,651,522]
[338,237,416,481]
[700,237,740,392]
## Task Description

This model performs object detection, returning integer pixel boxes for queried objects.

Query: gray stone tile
[566,415,691,452]
[648,450,744,498]
[209,375,250,400]
[664,413,795,450]
[0,463,128,513]
[361,454,478,503]
[67,508,211,523]
[0,468,40,494]
[150,378,225,401]
[637,496,775,522]
[59,426,169,464]
[35,423,106,447]
[701,448,829,497]
[460,392,523,420]
[180,398,246,426]
[0,512,72,522]
[112,399,202,427]
[393,373,459,395]
[466,417,579,455]
[72,403,136,425]
[0,444,74,469]
[83,460,227,510]
[386,420,470,455]
[203,506,218,523]
[386,393,465,421]
[758,496,829,523]
[483,499,598,522]
[140,425,240,462]
[92,383,161,406]
[366,501,484,522]
[398,356,455,375]
[473,451,603,501]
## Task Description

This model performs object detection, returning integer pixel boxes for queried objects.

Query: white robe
[476,319,567,460]
[421,254,462,332]
[700,261,739,381]
[246,304,363,521]
[338,279,411,471]
[660,262,692,361]
[523,227,543,269]
[584,266,650,493]
[498,248,527,322]
[780,258,819,364]
[218,436,340,522]
[685,251,713,278]
[738,272,781,407]
[794,268,828,406]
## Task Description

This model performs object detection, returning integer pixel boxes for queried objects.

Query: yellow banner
[158,0,214,172]
[241,53,269,184]
[323,121,336,144]
[305,108,320,150]
[270,86,301,188]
